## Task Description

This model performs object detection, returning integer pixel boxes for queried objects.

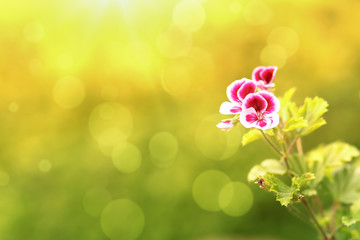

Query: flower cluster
[217,66,280,131]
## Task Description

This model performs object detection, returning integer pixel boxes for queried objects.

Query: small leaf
[262,172,315,206]
[298,97,329,136]
[242,128,274,146]
[292,172,315,187]
[248,159,287,181]
[242,129,262,146]
[342,199,360,227]
[281,87,296,105]
[302,189,317,197]
[264,174,298,206]
[279,88,298,123]
[283,116,308,132]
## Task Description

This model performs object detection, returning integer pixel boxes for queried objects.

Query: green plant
[217,66,360,240]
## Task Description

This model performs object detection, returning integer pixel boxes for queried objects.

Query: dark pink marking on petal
[257,119,268,128]
[252,66,265,82]
[258,91,280,114]
[239,107,257,128]
[238,80,256,100]
[242,93,268,113]
[226,79,246,103]
[245,113,258,123]
[259,66,277,84]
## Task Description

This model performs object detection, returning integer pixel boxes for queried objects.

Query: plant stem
[288,205,310,223]
[287,136,298,154]
[301,197,329,240]
[314,195,333,233]
[330,201,339,233]
[260,130,283,157]
[296,137,303,156]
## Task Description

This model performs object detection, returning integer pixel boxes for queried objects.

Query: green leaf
[306,142,360,187]
[283,116,308,132]
[248,159,287,182]
[242,128,274,146]
[264,174,298,206]
[308,142,359,168]
[330,166,360,204]
[292,172,315,186]
[242,129,262,146]
[298,97,329,136]
[342,199,360,227]
[262,172,315,206]
[302,189,317,197]
[279,88,298,124]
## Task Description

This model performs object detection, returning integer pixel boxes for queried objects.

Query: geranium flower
[219,78,256,115]
[239,91,280,130]
[216,120,234,131]
[252,66,277,90]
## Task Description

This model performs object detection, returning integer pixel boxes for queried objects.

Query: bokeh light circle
[89,102,133,156]
[53,76,85,109]
[149,132,178,167]
[161,61,191,96]
[83,188,112,217]
[192,170,231,212]
[244,0,272,26]
[38,159,52,172]
[219,181,253,217]
[260,44,287,68]
[112,143,142,173]
[229,1,243,14]
[24,21,44,42]
[195,115,243,160]
[172,0,206,33]
[8,102,19,113]
[268,27,300,57]
[157,26,192,59]
[101,199,145,240]
[101,85,119,101]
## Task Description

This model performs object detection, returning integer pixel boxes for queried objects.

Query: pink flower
[252,66,277,90]
[240,91,280,130]
[219,78,256,115]
[216,120,234,131]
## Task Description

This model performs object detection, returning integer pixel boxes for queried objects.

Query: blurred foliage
[0,0,360,239]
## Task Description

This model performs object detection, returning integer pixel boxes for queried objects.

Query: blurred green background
[0,0,360,239]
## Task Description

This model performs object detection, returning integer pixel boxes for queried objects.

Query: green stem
[288,205,310,223]
[301,198,329,240]
[296,137,303,156]
[260,130,283,157]
[287,136,298,154]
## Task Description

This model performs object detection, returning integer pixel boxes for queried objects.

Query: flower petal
[252,66,265,82]
[216,120,234,131]
[226,79,246,103]
[255,80,275,91]
[242,93,268,113]
[219,102,242,115]
[255,118,270,129]
[267,113,280,129]
[259,66,277,84]
[258,91,280,114]
[254,113,279,130]
[240,107,258,128]
[238,80,256,100]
